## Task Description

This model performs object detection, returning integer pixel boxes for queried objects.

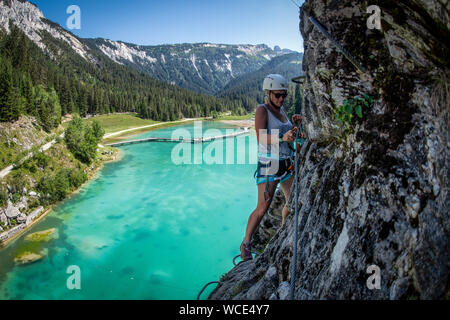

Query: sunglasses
[272,93,288,99]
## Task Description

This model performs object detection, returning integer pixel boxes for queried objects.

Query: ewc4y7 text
[178,304,270,317]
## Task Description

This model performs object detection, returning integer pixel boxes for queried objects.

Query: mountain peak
[0,0,94,62]
[1,0,301,97]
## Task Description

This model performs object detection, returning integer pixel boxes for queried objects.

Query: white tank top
[258,104,294,161]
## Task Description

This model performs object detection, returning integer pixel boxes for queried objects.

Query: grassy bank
[101,118,200,144]
[62,113,161,134]
[0,117,59,170]
[213,113,254,121]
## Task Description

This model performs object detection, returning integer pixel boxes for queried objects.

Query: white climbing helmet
[263,74,288,91]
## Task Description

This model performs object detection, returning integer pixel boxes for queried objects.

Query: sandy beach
[219,119,255,129]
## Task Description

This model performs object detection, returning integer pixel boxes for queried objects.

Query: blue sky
[31,0,305,52]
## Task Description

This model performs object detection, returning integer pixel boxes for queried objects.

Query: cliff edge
[209,0,449,300]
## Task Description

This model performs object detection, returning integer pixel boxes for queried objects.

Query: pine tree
[59,77,72,116]
[34,85,48,126]
[79,89,89,117]
[0,57,20,122]
[21,73,34,114]
[48,88,62,129]
[91,120,105,141]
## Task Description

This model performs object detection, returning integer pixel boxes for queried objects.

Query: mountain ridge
[0,0,95,62]
[1,0,302,98]
[0,0,248,127]
[85,38,300,95]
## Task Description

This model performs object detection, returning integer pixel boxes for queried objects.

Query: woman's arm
[255,105,273,145]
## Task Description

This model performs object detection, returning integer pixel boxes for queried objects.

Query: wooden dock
[105,127,250,147]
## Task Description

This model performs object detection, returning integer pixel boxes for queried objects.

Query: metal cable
[197,281,220,300]
[289,124,302,300]
[309,16,368,74]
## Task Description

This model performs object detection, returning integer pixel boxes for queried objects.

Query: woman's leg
[243,180,278,243]
[280,175,295,226]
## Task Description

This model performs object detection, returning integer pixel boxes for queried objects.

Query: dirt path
[1,119,198,179]
[0,133,65,179]
[103,118,196,139]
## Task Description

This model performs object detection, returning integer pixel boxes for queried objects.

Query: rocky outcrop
[5,200,20,219]
[251,190,286,253]
[0,210,7,226]
[25,206,44,226]
[14,249,47,265]
[210,0,449,300]
[25,228,57,242]
[0,206,44,244]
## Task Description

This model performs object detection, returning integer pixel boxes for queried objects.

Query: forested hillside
[218,53,303,112]
[0,21,245,131]
[0,0,303,131]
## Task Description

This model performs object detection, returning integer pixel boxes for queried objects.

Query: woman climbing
[240,74,302,261]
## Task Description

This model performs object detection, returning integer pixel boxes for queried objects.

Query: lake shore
[0,120,258,299]
[0,118,247,248]
[102,119,199,145]
[0,137,126,248]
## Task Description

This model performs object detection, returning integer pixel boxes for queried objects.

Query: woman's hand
[282,130,295,143]
[292,115,303,126]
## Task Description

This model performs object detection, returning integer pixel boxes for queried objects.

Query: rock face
[251,190,286,253]
[210,0,449,300]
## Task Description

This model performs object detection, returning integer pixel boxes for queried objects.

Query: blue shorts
[255,158,293,185]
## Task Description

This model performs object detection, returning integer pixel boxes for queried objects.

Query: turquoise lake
[0,121,258,300]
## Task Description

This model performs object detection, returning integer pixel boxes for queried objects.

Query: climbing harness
[309,16,368,74]
[256,158,294,203]
[255,126,303,204]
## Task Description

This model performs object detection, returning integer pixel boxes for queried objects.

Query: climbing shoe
[240,241,253,261]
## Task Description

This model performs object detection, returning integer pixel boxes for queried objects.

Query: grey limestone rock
[210,0,449,300]
[5,201,20,219]
[0,210,7,226]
